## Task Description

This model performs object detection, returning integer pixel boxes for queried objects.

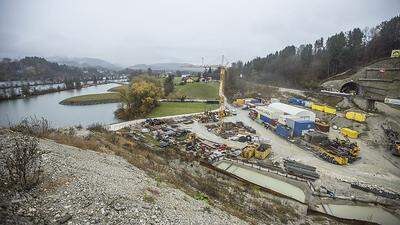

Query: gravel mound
[0,131,247,225]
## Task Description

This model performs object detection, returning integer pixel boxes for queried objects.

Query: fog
[0,0,399,66]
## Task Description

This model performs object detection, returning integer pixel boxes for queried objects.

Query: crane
[218,55,226,134]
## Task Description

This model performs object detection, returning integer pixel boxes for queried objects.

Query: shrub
[194,192,209,202]
[87,123,106,132]
[0,134,43,190]
[9,116,52,138]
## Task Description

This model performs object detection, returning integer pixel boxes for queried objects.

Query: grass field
[60,92,120,105]
[169,82,219,99]
[109,81,219,100]
[147,102,218,118]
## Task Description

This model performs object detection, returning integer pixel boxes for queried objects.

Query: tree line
[228,15,400,89]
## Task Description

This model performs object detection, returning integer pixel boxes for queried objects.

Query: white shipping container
[271,98,280,103]
[304,101,313,108]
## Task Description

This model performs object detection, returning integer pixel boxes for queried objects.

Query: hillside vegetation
[0,57,112,81]
[226,16,400,90]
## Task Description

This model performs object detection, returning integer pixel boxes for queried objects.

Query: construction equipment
[241,144,256,159]
[381,125,400,156]
[254,143,272,159]
[218,55,226,134]
[241,143,271,160]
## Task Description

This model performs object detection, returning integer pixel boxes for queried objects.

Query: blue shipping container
[250,98,262,104]
[275,125,291,139]
[288,98,305,106]
[292,120,315,137]
[260,114,272,124]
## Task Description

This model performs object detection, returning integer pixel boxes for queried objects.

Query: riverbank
[59,92,121,105]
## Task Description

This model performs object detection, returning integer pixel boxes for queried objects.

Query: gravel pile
[0,130,247,225]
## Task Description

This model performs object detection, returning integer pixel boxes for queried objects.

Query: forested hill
[228,16,400,89]
[0,57,111,82]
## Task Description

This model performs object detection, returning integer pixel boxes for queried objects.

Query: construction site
[106,57,400,225]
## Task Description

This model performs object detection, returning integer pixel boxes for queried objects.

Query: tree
[115,78,162,120]
[163,75,174,96]
[147,68,153,76]
[21,85,30,96]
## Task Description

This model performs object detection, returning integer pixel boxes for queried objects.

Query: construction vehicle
[241,143,271,160]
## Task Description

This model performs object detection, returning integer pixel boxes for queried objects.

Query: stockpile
[381,125,400,156]
[197,111,219,123]
[283,159,319,181]
[206,121,256,139]
[351,182,400,200]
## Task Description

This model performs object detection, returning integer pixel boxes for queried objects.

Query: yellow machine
[254,144,272,160]
[316,146,349,165]
[241,143,272,160]
[241,144,256,159]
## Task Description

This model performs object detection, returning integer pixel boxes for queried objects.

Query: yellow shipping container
[324,106,337,114]
[234,99,245,106]
[341,128,359,139]
[345,112,366,122]
[312,104,325,112]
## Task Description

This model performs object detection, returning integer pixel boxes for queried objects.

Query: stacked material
[351,182,400,200]
[315,121,330,133]
[283,159,320,181]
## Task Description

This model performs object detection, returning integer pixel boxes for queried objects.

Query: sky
[0,0,399,67]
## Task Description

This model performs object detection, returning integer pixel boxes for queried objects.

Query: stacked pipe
[283,159,320,181]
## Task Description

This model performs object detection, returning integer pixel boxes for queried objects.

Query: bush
[9,116,51,138]
[87,123,106,132]
[0,134,43,190]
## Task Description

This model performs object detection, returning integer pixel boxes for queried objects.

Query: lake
[0,83,121,128]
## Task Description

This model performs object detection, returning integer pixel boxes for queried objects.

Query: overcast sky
[0,0,399,66]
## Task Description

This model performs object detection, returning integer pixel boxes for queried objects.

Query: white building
[267,102,316,122]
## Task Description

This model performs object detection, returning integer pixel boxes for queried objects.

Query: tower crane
[218,55,227,134]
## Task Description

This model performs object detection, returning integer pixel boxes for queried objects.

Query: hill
[0,57,115,82]
[226,16,400,91]
[130,63,203,72]
[48,56,121,70]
